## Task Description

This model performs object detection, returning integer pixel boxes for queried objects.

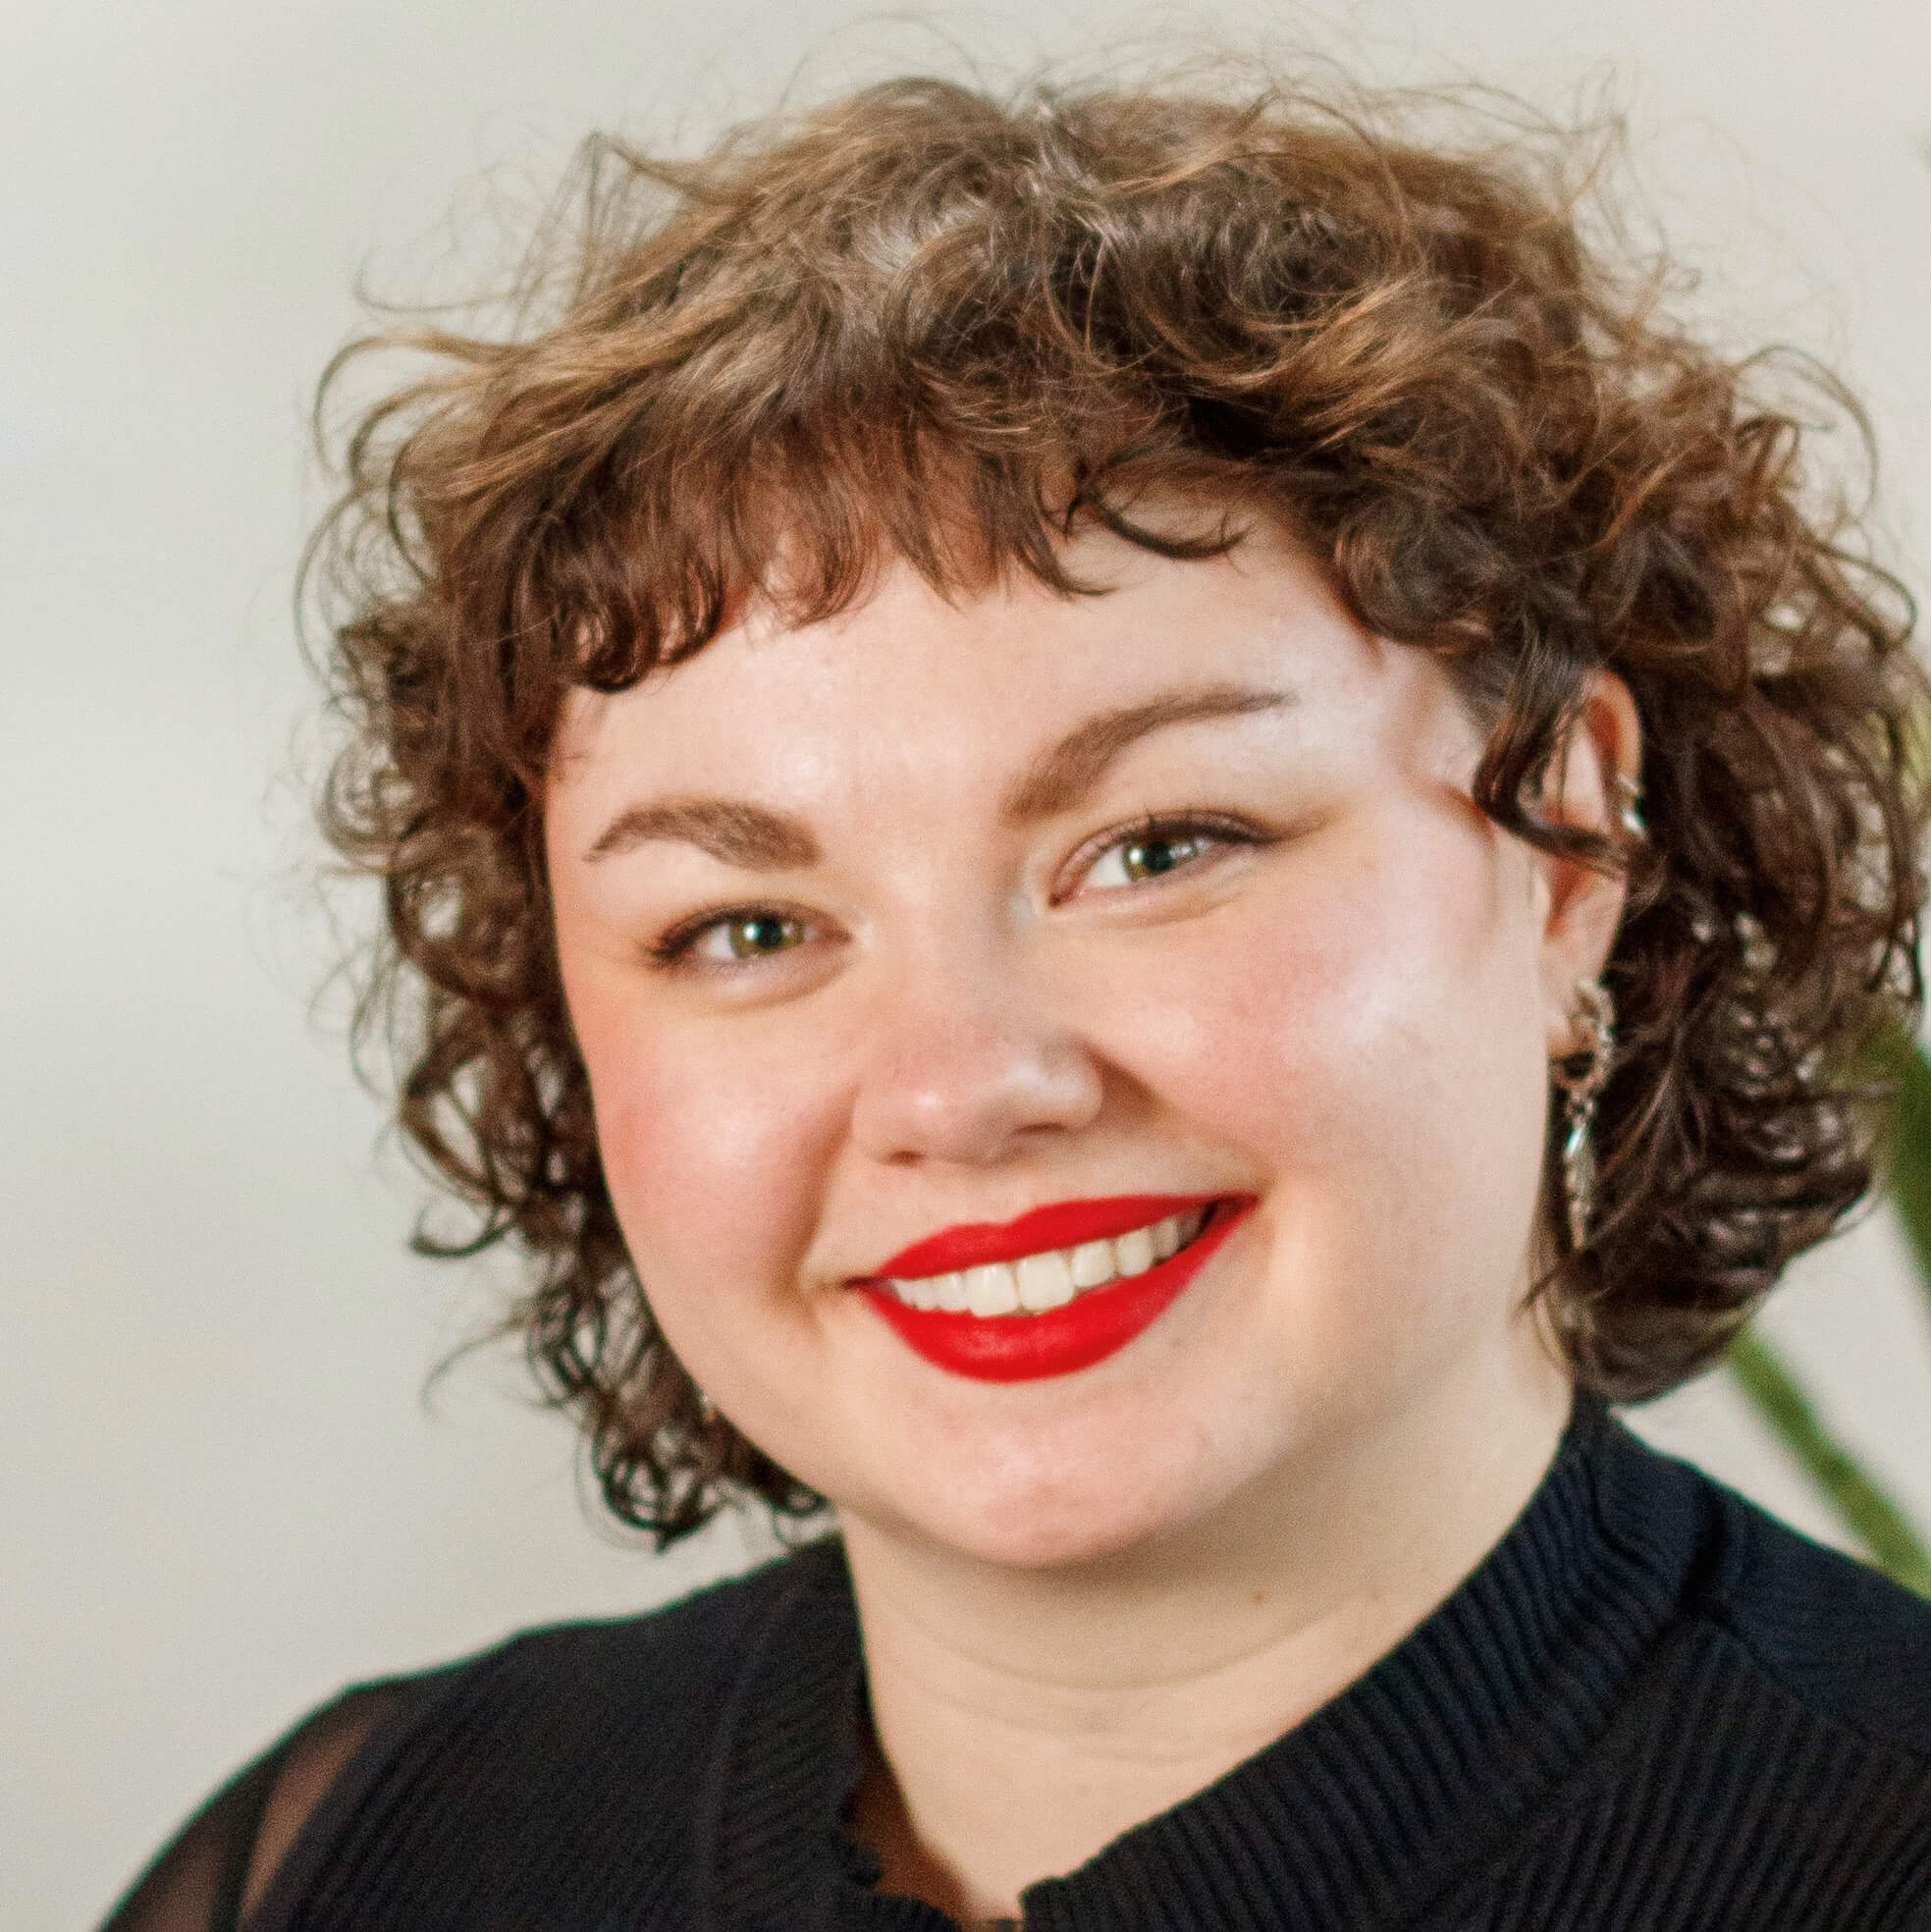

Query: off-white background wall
[7,3,1931,1924]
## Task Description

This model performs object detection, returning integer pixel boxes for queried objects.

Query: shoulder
[233,1537,854,1931]
[1602,1417,1931,1762]
[1454,1418,1931,1928]
[1692,1465,1931,1755]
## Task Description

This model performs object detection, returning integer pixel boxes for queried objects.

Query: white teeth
[1016,1250,1077,1312]
[964,1261,1021,1317]
[1069,1239,1115,1289]
[880,1204,1220,1315]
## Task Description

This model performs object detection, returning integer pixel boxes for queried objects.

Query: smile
[878,1204,1214,1315]
[854,1194,1254,1382]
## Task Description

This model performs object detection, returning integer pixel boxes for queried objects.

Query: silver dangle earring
[695,1386,718,1427]
[1553,980,1616,1252]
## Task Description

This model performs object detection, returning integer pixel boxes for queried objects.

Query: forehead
[546,520,1457,821]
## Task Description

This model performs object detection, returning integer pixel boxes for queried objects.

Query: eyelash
[1054,811,1264,902]
[645,812,1267,972]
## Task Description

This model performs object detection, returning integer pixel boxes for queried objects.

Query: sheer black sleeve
[97,1683,422,1932]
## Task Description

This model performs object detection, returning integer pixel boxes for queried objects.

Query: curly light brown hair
[309,72,1928,1542]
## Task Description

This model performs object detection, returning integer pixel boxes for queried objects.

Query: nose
[849,944,1105,1167]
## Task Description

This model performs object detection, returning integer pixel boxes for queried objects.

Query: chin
[887,1496,1187,1575]
[855,1415,1261,1574]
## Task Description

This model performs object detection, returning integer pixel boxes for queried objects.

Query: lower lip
[858,1199,1253,1382]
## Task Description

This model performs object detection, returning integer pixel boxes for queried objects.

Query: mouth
[853,1194,1254,1383]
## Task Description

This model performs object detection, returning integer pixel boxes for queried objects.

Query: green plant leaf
[1728,1327,1931,1596]
[1876,1030,1931,1314]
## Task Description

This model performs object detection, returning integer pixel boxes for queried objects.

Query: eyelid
[647,811,1275,963]
[647,901,829,973]
[1055,811,1270,903]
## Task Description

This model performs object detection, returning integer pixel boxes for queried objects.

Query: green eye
[650,906,820,973]
[1120,833,1203,881]
[1086,828,1218,890]
[722,912,805,959]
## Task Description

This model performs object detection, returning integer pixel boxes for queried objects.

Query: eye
[1076,816,1255,894]
[653,908,814,969]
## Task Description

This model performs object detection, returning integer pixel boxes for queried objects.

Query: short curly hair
[310,71,1928,1542]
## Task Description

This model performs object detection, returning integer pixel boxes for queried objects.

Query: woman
[105,70,1931,1931]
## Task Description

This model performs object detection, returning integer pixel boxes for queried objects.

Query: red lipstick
[870,1195,1220,1278]
[857,1195,1254,1382]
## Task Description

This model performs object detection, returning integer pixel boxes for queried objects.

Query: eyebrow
[584,798,820,868]
[1000,683,1297,823]
[582,682,1295,868]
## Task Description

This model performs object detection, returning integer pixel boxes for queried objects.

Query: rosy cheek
[1118,832,1521,1173]
[578,1006,835,1307]
[1126,884,1404,1127]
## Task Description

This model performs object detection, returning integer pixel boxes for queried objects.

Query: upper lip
[861,1194,1231,1281]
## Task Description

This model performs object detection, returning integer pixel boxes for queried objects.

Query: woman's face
[546,521,1594,1571]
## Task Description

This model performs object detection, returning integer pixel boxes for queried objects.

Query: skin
[545,518,1637,1923]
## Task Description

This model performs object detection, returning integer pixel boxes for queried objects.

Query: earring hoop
[1613,772,1647,841]
[1552,980,1615,1251]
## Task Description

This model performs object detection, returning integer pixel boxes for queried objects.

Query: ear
[1534,671,1642,1058]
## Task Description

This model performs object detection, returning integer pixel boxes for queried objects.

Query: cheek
[1103,825,1551,1288]
[567,991,839,1323]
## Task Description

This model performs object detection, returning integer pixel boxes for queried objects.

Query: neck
[839,1354,1573,1922]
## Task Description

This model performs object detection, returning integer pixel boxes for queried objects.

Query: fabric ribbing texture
[104,1396,1931,1930]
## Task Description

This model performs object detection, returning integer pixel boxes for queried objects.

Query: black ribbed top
[103,1398,1931,1930]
